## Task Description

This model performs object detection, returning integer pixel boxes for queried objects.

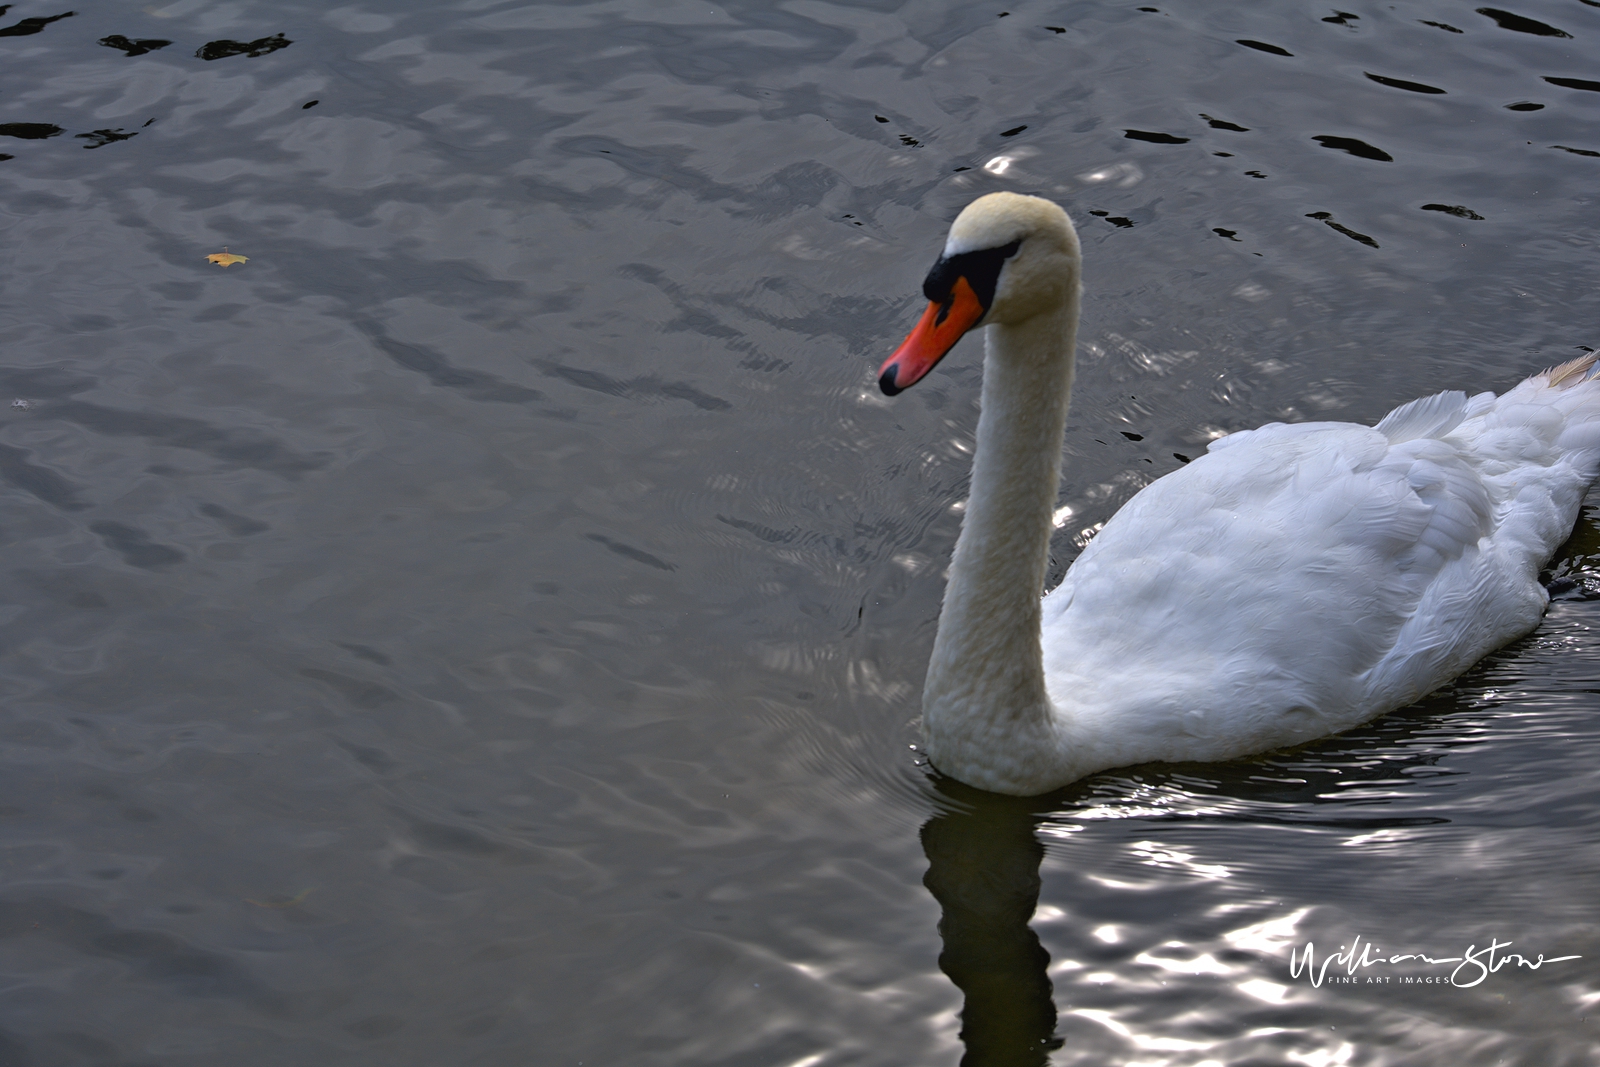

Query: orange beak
[877,275,987,395]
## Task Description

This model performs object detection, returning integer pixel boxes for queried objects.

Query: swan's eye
[922,238,1021,322]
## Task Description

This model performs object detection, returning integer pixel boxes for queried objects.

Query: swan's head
[879,192,1080,395]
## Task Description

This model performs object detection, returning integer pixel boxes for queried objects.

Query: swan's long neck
[923,300,1078,789]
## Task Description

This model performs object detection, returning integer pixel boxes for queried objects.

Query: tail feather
[1542,352,1598,389]
[1446,355,1600,472]
[1525,353,1600,465]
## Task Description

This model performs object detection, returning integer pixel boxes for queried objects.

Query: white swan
[878,192,1600,796]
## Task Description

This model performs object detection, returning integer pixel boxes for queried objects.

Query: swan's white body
[886,193,1600,795]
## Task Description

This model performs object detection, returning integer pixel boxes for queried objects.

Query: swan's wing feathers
[1204,418,1345,455]
[1039,361,1600,778]
[1317,460,1432,555]
[1377,443,1494,569]
[1198,425,1475,567]
[1374,390,1469,444]
[1049,422,1502,714]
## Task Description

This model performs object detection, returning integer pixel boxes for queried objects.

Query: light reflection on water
[0,0,1598,1064]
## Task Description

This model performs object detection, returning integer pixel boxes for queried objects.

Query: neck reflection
[920,779,1062,1067]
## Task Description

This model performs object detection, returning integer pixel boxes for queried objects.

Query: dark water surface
[2,1,1599,1063]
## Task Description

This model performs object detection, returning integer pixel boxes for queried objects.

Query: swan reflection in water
[915,715,1483,1066]
[921,778,1062,1067]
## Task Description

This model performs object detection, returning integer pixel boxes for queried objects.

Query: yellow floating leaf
[206,247,248,268]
